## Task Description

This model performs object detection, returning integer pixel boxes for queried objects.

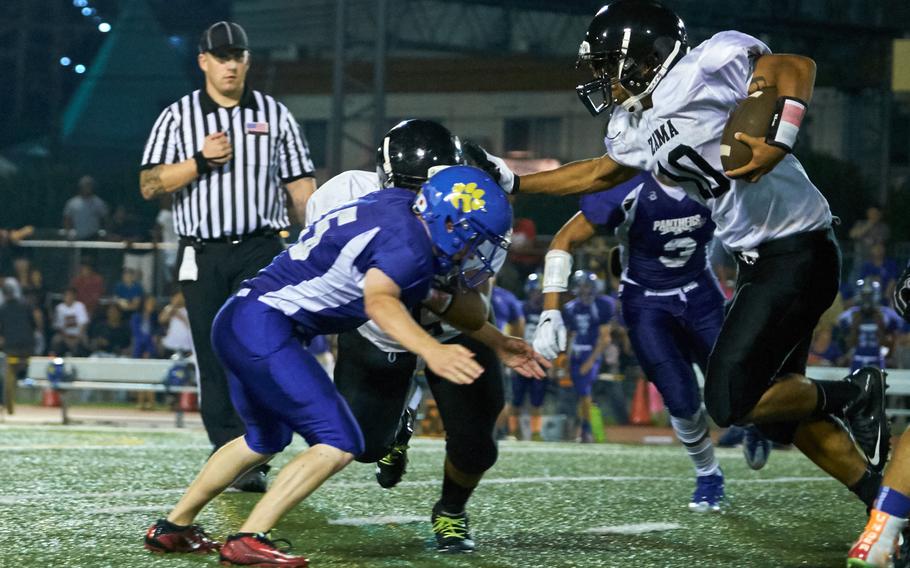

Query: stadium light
[73,0,87,6]
[60,56,72,66]
[81,7,95,16]
[98,22,111,33]
[75,64,86,74]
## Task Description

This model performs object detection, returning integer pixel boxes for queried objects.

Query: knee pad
[669,408,709,446]
[447,437,498,475]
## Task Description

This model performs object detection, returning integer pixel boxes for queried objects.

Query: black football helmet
[376,119,465,191]
[576,0,688,116]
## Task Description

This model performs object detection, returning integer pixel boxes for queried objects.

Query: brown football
[720,86,778,172]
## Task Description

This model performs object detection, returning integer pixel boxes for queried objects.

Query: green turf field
[0,425,866,567]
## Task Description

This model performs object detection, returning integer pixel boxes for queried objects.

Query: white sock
[670,408,720,477]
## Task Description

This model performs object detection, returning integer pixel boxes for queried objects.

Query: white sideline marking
[0,475,833,506]
[329,515,425,526]
[91,505,173,515]
[0,444,211,451]
[586,522,682,535]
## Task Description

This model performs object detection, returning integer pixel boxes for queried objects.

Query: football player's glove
[533,309,567,360]
[895,264,910,322]
[462,142,517,194]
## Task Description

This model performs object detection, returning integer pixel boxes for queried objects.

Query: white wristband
[766,97,807,152]
[542,250,573,293]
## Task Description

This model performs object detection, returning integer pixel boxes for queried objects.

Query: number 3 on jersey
[658,145,731,200]
[660,237,697,268]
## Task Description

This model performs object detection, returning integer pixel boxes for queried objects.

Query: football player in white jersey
[474,0,889,525]
[308,119,547,553]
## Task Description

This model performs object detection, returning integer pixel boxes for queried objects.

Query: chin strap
[620,40,684,114]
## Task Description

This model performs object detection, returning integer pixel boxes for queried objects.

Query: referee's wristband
[765,96,808,153]
[194,151,212,175]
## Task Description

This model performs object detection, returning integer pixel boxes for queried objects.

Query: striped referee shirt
[140,87,315,239]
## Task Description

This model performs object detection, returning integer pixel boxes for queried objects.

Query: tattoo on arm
[140,166,166,199]
[748,75,770,94]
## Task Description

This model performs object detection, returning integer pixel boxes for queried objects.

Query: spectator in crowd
[849,205,889,276]
[0,226,34,276]
[508,217,542,283]
[69,260,105,317]
[0,280,34,408]
[15,260,47,355]
[159,290,192,358]
[155,197,178,282]
[858,243,900,304]
[50,288,90,356]
[131,295,160,410]
[808,326,843,367]
[63,175,109,240]
[0,281,36,358]
[108,205,155,293]
[113,267,144,319]
[839,279,903,371]
[90,303,131,356]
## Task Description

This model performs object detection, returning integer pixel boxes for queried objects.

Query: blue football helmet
[525,272,542,296]
[414,165,512,287]
[572,270,602,300]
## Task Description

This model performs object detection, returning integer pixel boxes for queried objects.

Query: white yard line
[329,515,426,526]
[586,522,683,535]
[0,474,832,506]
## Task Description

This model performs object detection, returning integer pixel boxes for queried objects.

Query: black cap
[198,21,249,54]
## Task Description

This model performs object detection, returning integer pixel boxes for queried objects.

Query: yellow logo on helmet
[450,182,486,213]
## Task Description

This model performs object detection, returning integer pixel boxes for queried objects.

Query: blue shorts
[211,295,364,456]
[621,271,724,418]
[512,375,548,407]
[569,351,600,397]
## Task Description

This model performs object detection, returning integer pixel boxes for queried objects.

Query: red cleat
[219,533,309,567]
[144,519,221,554]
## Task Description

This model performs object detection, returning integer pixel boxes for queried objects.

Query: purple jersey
[581,173,715,290]
[491,286,523,332]
[838,306,903,371]
[563,295,614,350]
[523,300,542,342]
[242,188,434,337]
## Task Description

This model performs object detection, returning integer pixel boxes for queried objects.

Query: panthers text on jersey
[307,169,507,352]
[242,188,434,337]
[604,31,831,252]
[581,172,715,290]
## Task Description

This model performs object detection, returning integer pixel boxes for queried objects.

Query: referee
[139,21,316,492]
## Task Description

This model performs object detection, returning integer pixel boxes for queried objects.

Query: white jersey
[307,169,506,353]
[605,31,831,252]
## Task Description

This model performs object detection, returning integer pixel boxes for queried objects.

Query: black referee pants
[178,235,285,449]
[704,229,841,440]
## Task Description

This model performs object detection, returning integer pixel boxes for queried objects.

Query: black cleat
[375,444,409,489]
[230,464,270,493]
[844,367,890,473]
[431,502,475,553]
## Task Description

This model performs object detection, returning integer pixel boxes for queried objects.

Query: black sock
[439,472,476,514]
[159,518,189,531]
[813,380,861,415]
[849,468,883,509]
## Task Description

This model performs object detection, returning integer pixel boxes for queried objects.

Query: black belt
[180,227,279,246]
[735,228,834,265]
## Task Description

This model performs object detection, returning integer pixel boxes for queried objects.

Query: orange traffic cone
[42,388,61,408]
[630,377,651,425]
[179,391,198,412]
